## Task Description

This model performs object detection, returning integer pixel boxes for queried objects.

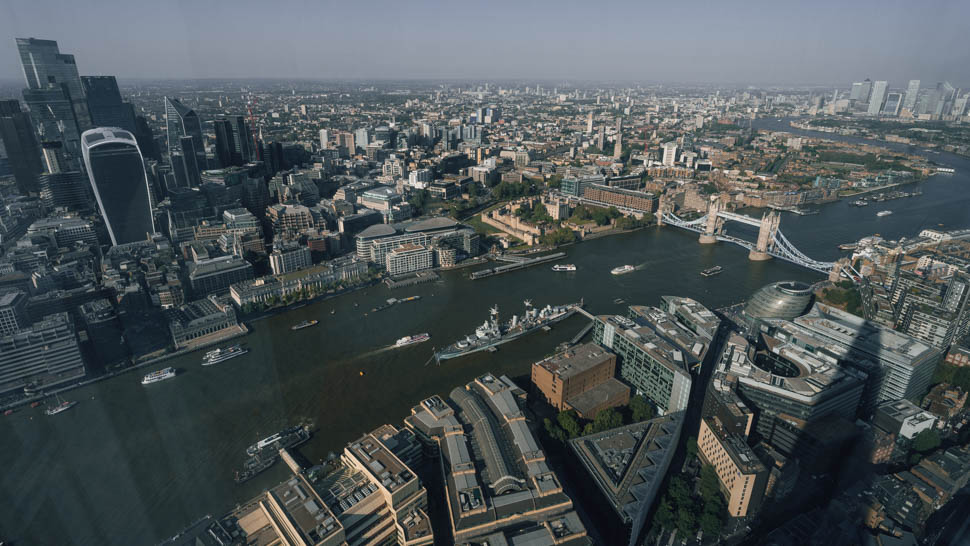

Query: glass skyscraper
[81,76,136,132]
[81,127,155,245]
[16,38,90,131]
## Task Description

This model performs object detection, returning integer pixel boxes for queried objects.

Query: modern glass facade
[81,128,155,245]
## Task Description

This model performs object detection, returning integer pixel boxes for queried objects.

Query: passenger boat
[700,266,723,277]
[290,320,318,331]
[142,367,176,385]
[45,395,77,416]
[551,264,577,272]
[611,265,635,275]
[395,333,430,347]
[202,345,248,366]
[876,210,892,217]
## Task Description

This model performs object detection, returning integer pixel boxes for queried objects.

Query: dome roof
[744,281,814,321]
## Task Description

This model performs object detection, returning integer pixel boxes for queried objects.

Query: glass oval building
[743,281,814,322]
[81,127,155,246]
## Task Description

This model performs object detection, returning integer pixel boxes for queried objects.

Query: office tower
[662,141,678,166]
[882,93,902,116]
[80,127,155,245]
[318,128,329,149]
[613,117,623,159]
[39,171,90,211]
[903,80,921,111]
[164,97,205,168]
[849,82,864,101]
[81,76,136,132]
[230,115,252,163]
[586,111,593,134]
[41,141,66,173]
[22,86,84,161]
[15,38,90,129]
[0,311,85,395]
[596,125,605,150]
[213,119,237,167]
[0,289,29,335]
[0,99,43,194]
[858,79,873,107]
[133,115,158,161]
[354,128,370,152]
[867,81,888,115]
[178,135,202,187]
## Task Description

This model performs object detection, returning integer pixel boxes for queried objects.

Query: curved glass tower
[81,127,155,245]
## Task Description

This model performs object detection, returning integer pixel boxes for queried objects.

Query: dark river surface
[2,118,969,544]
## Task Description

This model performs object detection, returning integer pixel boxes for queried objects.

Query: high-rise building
[318,128,329,149]
[0,311,85,395]
[882,92,903,116]
[21,86,84,162]
[178,135,202,187]
[0,99,43,194]
[903,80,921,112]
[867,81,889,115]
[40,141,66,173]
[164,97,205,167]
[586,112,593,134]
[38,171,90,211]
[229,115,252,163]
[80,127,155,245]
[858,79,873,107]
[613,117,623,159]
[849,82,864,102]
[212,118,236,167]
[662,141,678,166]
[15,38,90,129]
[81,76,136,132]
[0,289,29,335]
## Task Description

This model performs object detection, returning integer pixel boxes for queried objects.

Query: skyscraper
[213,118,237,167]
[867,81,888,115]
[586,112,593,134]
[22,86,84,162]
[179,135,202,187]
[230,115,253,163]
[164,97,205,169]
[903,80,921,112]
[318,129,329,149]
[81,127,155,245]
[0,99,43,194]
[882,93,902,116]
[15,38,90,129]
[81,76,136,132]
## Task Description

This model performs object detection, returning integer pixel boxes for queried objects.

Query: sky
[1,0,968,87]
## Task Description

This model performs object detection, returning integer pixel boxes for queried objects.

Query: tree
[912,428,941,454]
[675,507,696,536]
[557,410,582,439]
[629,395,655,422]
[544,418,566,443]
[408,189,431,215]
[591,408,624,433]
[699,512,722,536]
[699,465,721,501]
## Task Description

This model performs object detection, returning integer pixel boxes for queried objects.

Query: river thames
[2,120,969,544]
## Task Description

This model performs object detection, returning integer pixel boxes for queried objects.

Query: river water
[2,119,969,544]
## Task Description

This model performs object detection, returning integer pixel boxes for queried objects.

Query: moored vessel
[202,344,248,366]
[45,395,77,416]
[551,264,577,272]
[246,425,312,458]
[436,299,582,361]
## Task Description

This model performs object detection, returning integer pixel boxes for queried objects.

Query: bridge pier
[748,249,772,261]
[748,211,780,262]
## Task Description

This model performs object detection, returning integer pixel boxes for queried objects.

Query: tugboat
[611,265,635,275]
[291,319,318,331]
[700,266,723,277]
[436,299,583,361]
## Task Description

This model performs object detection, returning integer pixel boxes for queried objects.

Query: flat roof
[565,378,630,416]
[534,342,614,380]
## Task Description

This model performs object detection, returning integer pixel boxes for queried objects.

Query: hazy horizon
[2,0,969,87]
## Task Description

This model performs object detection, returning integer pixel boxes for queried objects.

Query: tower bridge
[658,195,853,277]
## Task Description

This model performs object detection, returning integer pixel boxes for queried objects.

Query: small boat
[552,264,577,272]
[611,265,635,275]
[141,367,176,385]
[359,371,365,376]
[396,333,430,348]
[700,266,723,277]
[30,401,41,408]
[330,309,335,315]
[291,320,319,331]
[876,210,892,217]
[613,298,625,304]
[3,409,13,416]
[45,395,77,416]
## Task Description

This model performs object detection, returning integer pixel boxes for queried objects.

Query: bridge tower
[657,192,672,226]
[699,195,722,244]
[749,211,781,261]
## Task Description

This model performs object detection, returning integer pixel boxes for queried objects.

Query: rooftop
[534,342,614,381]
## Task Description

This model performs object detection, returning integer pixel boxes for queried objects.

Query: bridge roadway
[660,211,836,274]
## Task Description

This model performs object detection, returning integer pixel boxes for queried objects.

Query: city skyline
[1,0,969,86]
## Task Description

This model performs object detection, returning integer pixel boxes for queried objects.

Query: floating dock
[470,252,567,280]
